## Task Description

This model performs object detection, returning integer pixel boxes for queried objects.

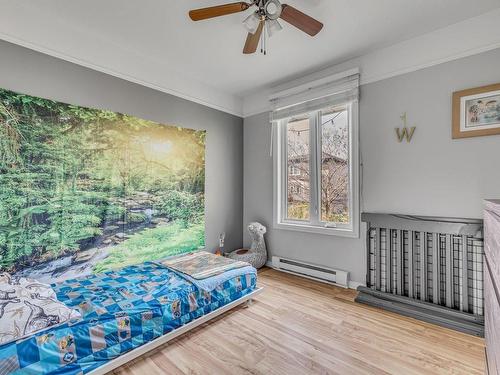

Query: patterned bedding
[0,262,257,375]
[0,274,81,346]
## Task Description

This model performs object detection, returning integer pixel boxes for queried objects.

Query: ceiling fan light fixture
[264,0,282,20]
[243,12,261,34]
[266,19,282,37]
[188,1,323,55]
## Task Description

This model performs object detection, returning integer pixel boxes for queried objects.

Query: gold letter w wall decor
[396,127,416,142]
[395,112,416,143]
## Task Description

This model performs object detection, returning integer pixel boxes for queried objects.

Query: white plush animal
[227,222,267,269]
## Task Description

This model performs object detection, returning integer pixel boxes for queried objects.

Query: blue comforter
[0,262,257,374]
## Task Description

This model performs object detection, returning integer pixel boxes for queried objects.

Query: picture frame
[452,83,500,139]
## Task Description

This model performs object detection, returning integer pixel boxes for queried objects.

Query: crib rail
[357,213,485,336]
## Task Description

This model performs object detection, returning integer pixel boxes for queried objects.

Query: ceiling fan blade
[243,20,264,54]
[189,2,250,21]
[280,4,323,36]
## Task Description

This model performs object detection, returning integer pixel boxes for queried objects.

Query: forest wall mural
[0,88,205,284]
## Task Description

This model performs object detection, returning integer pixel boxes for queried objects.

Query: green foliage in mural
[0,88,205,277]
[93,221,205,273]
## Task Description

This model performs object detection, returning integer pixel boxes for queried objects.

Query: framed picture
[452,83,500,139]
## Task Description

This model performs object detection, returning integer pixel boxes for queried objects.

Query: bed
[0,258,260,375]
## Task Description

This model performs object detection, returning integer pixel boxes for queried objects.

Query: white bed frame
[88,287,263,375]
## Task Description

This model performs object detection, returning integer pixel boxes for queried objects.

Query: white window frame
[273,101,359,238]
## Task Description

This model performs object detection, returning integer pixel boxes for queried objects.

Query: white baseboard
[264,260,365,290]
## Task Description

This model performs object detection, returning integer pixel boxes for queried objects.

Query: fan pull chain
[260,24,267,55]
[264,29,267,55]
[260,26,264,54]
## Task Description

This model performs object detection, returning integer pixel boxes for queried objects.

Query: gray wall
[244,48,500,284]
[0,40,244,253]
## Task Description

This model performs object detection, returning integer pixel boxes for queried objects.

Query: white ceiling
[1,0,500,116]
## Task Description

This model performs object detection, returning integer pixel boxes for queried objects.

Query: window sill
[274,221,359,238]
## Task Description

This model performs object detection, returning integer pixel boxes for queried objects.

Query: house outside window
[289,164,301,176]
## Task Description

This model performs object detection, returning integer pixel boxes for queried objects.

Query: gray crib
[356,213,484,336]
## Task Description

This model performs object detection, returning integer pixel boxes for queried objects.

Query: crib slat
[420,231,427,301]
[397,230,403,295]
[408,231,414,298]
[445,234,453,308]
[386,229,392,293]
[461,235,469,312]
[433,233,440,304]
[368,228,374,288]
[375,228,381,290]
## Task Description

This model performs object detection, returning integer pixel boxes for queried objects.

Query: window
[274,102,359,237]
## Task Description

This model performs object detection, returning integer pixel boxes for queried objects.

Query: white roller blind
[269,69,360,122]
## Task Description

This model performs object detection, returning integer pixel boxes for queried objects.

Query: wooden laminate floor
[113,268,485,375]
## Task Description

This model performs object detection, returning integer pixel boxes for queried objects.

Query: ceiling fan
[189,0,323,55]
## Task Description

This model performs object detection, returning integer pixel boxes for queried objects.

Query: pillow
[0,273,81,346]
[0,272,56,299]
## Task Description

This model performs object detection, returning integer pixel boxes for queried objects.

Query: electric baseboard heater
[272,256,349,288]
[357,213,485,337]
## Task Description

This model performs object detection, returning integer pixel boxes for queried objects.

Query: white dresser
[485,200,500,374]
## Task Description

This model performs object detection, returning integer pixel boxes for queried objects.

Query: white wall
[0,40,245,253]
[243,48,500,284]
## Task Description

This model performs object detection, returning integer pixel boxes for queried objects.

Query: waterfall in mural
[0,88,205,283]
